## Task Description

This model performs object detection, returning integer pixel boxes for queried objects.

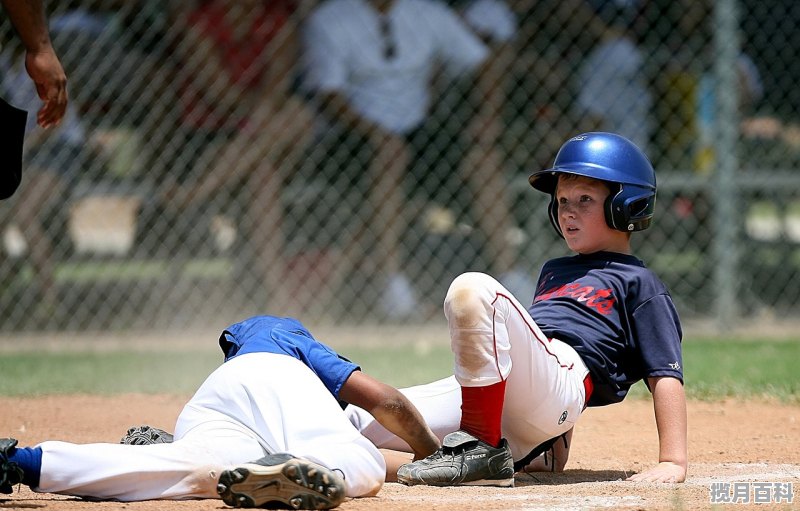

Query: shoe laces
[425,444,465,467]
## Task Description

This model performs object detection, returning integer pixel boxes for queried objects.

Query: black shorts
[311,118,469,205]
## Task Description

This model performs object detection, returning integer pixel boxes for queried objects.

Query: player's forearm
[650,377,688,470]
[339,372,441,459]
[369,396,440,459]
[2,0,53,52]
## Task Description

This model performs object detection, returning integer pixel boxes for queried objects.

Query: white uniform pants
[349,272,590,461]
[36,353,385,501]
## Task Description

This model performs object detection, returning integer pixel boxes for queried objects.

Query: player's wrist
[656,459,688,477]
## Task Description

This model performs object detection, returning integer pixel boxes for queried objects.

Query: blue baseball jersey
[219,315,359,400]
[529,251,683,407]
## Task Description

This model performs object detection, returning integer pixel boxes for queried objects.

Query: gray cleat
[397,430,515,487]
[217,453,346,509]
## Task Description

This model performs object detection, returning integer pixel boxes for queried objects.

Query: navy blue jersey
[529,251,683,407]
[219,315,359,400]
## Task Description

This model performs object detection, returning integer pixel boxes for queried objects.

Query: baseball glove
[120,425,174,445]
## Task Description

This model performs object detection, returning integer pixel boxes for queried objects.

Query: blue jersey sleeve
[631,293,684,383]
[219,316,359,399]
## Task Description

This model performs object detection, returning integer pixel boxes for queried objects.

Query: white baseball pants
[349,272,591,461]
[36,353,385,501]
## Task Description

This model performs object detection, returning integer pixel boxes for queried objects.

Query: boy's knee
[445,272,497,328]
[447,288,483,328]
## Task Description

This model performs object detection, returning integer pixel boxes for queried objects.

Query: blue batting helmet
[529,132,657,236]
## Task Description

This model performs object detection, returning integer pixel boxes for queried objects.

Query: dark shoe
[0,438,24,494]
[120,425,174,445]
[217,453,346,509]
[397,430,514,487]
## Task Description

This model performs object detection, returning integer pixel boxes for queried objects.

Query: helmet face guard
[531,133,657,237]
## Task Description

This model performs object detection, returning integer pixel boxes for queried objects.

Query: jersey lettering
[535,282,616,315]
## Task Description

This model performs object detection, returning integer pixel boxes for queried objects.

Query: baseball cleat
[397,430,515,487]
[0,438,24,494]
[217,453,346,509]
[119,425,174,445]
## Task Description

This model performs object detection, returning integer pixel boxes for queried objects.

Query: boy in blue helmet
[351,132,686,486]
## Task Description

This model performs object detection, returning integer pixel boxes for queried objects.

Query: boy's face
[555,175,632,255]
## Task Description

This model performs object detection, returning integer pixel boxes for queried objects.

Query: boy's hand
[627,461,686,483]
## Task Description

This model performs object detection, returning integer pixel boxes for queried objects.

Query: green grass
[339,344,454,388]
[680,339,800,402]
[0,351,222,395]
[0,340,797,402]
[4,258,235,286]
[0,345,453,396]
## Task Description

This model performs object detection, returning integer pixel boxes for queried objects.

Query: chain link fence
[1,0,799,333]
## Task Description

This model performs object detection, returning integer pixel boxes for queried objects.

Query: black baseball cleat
[397,430,515,487]
[119,425,174,445]
[217,453,346,510]
[0,438,24,494]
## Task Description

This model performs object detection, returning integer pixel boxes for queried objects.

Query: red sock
[459,380,506,447]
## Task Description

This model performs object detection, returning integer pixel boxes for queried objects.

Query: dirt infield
[2,396,798,510]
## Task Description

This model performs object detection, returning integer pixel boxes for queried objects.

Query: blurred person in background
[0,37,94,319]
[0,0,67,128]
[162,0,315,311]
[450,0,537,301]
[1,0,67,199]
[645,0,764,172]
[47,0,185,182]
[572,0,652,154]
[645,0,708,171]
[303,0,526,320]
[501,0,600,172]
[641,0,765,254]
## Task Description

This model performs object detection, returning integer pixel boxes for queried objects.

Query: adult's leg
[7,169,65,305]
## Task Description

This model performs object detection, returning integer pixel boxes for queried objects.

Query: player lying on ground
[348,132,688,486]
[0,315,440,510]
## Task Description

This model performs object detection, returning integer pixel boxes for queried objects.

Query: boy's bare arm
[339,371,441,461]
[628,376,688,482]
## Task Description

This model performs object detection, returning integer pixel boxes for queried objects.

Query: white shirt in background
[304,0,488,134]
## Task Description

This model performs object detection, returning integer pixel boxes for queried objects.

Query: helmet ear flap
[606,184,657,232]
